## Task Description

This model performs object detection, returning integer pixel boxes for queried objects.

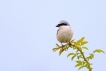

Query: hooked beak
[56,24,59,27]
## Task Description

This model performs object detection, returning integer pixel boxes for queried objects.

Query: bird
[56,20,74,47]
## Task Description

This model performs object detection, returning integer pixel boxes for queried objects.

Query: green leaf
[76,39,81,45]
[93,49,105,54]
[81,41,88,45]
[78,65,85,70]
[85,63,91,69]
[80,37,85,42]
[82,61,86,65]
[71,54,76,60]
[75,37,85,46]
[82,46,88,50]
[56,43,60,47]
[73,42,77,45]
[75,63,81,67]
[52,47,60,52]
[67,53,74,57]
[59,48,64,56]
[89,53,94,59]
[76,60,82,64]
[77,55,83,59]
[86,53,94,60]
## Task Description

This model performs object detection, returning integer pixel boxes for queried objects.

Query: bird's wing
[56,29,59,35]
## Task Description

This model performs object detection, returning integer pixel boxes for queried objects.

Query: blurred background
[0,0,106,71]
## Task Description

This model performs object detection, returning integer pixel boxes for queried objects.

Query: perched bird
[56,20,73,46]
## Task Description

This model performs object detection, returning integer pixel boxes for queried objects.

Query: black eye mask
[56,23,68,27]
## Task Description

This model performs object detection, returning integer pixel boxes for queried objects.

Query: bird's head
[56,20,70,27]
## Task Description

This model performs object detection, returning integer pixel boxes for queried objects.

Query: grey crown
[56,20,70,27]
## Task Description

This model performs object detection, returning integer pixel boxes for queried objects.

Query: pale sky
[0,0,106,71]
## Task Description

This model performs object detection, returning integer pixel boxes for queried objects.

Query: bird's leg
[61,43,64,47]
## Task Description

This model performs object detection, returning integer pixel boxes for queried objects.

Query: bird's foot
[62,44,65,47]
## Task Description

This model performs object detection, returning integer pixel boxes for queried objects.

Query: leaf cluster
[52,37,105,71]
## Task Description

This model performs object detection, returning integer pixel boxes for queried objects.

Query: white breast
[56,26,73,43]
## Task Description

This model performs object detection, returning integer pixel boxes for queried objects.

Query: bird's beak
[56,24,59,27]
